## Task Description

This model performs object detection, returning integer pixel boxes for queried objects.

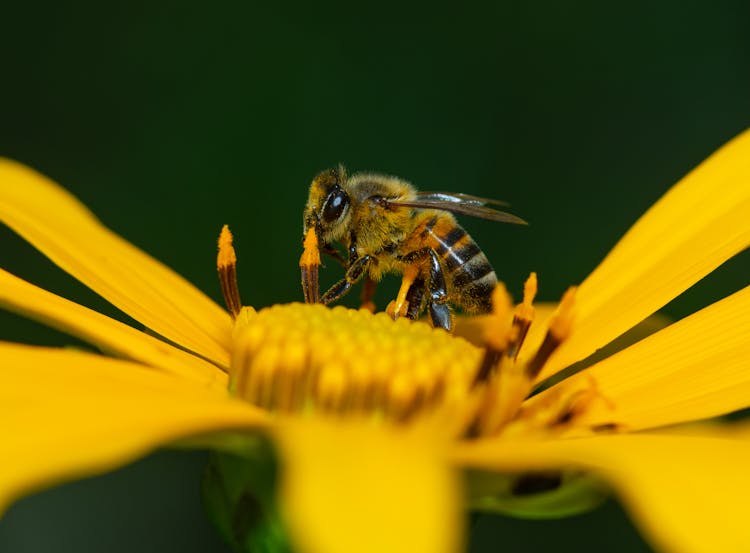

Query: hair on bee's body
[300,165,525,331]
[341,172,415,267]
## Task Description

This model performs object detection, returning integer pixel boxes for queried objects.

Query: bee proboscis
[300,166,526,331]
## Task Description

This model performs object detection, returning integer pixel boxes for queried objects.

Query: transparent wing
[413,191,510,208]
[388,196,527,225]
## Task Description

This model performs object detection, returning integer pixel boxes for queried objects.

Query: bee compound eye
[321,188,349,223]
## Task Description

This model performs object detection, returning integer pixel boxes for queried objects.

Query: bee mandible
[300,166,526,331]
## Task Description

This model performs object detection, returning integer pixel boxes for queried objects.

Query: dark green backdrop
[1,1,748,552]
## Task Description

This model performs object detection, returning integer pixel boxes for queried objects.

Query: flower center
[218,225,604,439]
[229,303,481,424]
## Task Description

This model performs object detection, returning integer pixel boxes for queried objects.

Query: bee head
[303,165,352,244]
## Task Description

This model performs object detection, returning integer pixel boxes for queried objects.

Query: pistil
[524,286,576,379]
[217,225,242,318]
[507,272,537,360]
[473,284,514,386]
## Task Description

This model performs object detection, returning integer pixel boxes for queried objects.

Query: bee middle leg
[321,255,372,305]
[360,277,378,312]
[398,248,452,331]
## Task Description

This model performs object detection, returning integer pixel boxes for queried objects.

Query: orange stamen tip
[300,227,321,268]
[217,224,237,268]
[549,286,577,340]
[522,272,538,306]
[513,272,537,322]
[483,283,514,350]
[217,225,242,317]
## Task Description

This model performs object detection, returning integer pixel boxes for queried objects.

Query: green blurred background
[1,1,748,551]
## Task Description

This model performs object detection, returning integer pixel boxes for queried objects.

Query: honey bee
[300,165,526,331]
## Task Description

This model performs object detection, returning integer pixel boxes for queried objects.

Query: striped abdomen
[424,215,497,313]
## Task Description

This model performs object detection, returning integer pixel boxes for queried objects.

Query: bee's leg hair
[404,276,426,319]
[397,248,452,330]
[321,254,372,305]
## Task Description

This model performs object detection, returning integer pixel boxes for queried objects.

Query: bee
[300,165,526,331]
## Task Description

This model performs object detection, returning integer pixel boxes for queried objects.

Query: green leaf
[466,469,609,519]
[202,438,294,553]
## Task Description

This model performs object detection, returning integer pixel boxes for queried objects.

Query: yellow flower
[0,129,749,553]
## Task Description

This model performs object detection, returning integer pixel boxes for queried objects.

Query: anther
[525,286,576,379]
[507,272,537,360]
[300,227,321,304]
[217,225,243,318]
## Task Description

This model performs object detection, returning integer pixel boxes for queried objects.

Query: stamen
[473,355,533,436]
[472,349,503,388]
[525,286,576,379]
[217,225,242,318]
[507,272,537,360]
[548,286,576,342]
[473,284,514,386]
[300,227,321,304]
[548,375,603,427]
[514,373,618,437]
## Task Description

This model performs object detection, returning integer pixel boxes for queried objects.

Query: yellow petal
[541,130,750,379]
[0,268,227,388]
[558,285,750,431]
[0,159,232,366]
[0,342,268,514]
[455,424,750,553]
[274,418,463,553]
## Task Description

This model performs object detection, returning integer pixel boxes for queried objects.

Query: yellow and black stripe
[425,216,497,313]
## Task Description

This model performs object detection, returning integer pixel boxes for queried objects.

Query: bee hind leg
[424,249,452,331]
[404,277,426,319]
[396,249,452,330]
[429,302,452,331]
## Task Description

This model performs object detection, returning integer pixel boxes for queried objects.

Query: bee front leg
[321,243,347,267]
[321,255,372,305]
